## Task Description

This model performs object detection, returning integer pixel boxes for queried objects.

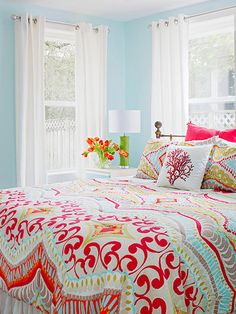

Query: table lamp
[109,110,141,168]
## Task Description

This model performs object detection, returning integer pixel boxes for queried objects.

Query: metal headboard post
[154,121,185,141]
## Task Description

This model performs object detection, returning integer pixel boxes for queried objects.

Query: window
[189,13,236,129]
[44,25,76,180]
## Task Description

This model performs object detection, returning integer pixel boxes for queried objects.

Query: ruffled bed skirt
[0,289,40,314]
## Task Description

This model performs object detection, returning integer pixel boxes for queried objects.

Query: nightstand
[86,167,137,179]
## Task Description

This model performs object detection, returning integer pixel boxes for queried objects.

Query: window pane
[189,102,236,129]
[189,37,212,98]
[44,41,75,102]
[45,106,75,120]
[189,15,236,129]
[44,36,76,173]
[45,106,76,171]
[218,65,235,97]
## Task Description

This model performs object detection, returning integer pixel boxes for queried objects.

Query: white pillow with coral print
[157,144,213,191]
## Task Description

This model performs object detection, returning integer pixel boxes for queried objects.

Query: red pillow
[185,123,219,141]
[220,128,236,142]
[185,122,236,143]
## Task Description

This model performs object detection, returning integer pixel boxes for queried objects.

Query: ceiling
[9,0,209,21]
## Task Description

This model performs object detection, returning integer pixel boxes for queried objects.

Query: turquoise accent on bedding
[0,178,235,313]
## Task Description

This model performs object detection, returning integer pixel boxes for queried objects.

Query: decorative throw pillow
[219,128,236,142]
[157,144,213,190]
[186,136,219,146]
[185,123,218,141]
[136,140,170,179]
[136,138,215,180]
[202,146,236,192]
[215,138,236,147]
[185,122,236,142]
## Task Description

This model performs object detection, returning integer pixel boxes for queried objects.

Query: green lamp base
[119,135,129,168]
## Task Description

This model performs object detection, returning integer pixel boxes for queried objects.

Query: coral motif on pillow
[165,148,194,185]
[136,138,215,180]
[202,146,236,192]
[136,140,170,179]
[157,144,212,190]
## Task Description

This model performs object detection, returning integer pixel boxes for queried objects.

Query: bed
[0,123,235,314]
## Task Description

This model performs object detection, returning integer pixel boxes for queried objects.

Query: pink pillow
[220,129,236,142]
[185,123,236,143]
[185,123,219,141]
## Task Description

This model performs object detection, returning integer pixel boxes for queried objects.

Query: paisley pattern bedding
[202,145,236,192]
[0,179,235,314]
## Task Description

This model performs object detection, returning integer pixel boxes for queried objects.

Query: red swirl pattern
[0,180,235,313]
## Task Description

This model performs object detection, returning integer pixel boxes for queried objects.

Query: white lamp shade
[109,110,141,133]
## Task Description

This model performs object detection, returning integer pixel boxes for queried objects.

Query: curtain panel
[75,23,108,174]
[15,18,108,184]
[151,15,189,135]
[15,14,46,186]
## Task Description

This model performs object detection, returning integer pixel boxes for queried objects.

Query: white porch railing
[45,119,76,171]
[45,111,236,172]
[189,110,236,129]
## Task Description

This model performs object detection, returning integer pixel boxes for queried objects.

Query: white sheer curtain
[75,23,108,174]
[151,15,189,135]
[15,14,46,186]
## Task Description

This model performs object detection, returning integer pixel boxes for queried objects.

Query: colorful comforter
[0,178,235,314]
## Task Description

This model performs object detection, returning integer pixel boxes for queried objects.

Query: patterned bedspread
[0,178,235,314]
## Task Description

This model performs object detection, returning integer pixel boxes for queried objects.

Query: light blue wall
[0,0,126,188]
[125,0,236,167]
[0,0,235,187]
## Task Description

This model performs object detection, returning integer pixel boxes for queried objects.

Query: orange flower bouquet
[82,137,128,168]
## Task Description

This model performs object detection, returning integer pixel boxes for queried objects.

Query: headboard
[154,121,185,141]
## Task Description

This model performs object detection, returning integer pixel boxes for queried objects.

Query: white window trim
[47,170,78,184]
[45,23,77,183]
[45,22,75,42]
[189,97,235,105]
[189,8,236,129]
[45,100,76,107]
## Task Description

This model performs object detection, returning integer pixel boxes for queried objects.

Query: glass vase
[97,153,110,169]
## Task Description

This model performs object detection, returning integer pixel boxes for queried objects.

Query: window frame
[188,8,236,129]
[44,23,77,183]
